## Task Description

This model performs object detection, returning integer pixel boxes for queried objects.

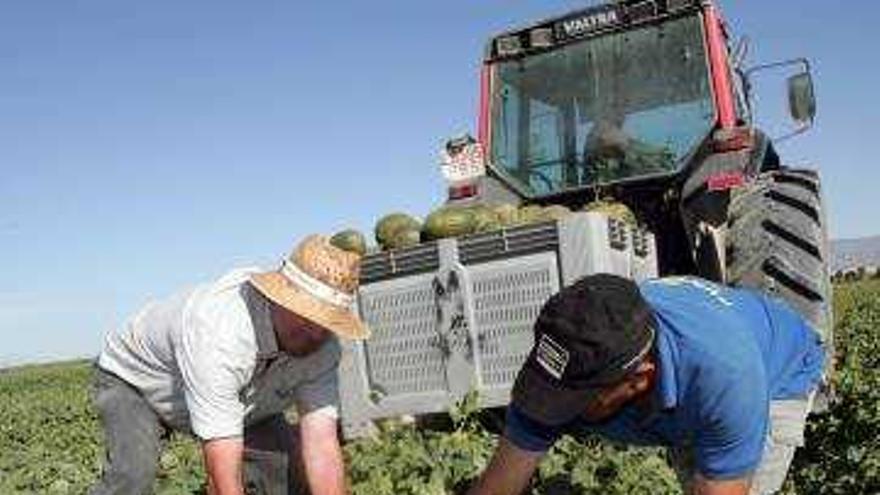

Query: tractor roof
[484,0,703,62]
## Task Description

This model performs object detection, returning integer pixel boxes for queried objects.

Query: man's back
[97,268,260,431]
[640,276,825,401]
[96,267,341,438]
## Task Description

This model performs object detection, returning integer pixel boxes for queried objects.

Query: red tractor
[468,0,828,333]
[339,0,831,436]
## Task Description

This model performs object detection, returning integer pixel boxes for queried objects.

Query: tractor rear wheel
[725,168,833,405]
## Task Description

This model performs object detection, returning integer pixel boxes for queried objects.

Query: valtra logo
[555,8,620,40]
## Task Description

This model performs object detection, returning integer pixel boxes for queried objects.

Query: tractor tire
[725,168,833,351]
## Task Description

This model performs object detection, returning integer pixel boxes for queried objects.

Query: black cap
[511,274,656,426]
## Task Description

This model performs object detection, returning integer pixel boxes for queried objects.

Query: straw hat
[249,234,369,340]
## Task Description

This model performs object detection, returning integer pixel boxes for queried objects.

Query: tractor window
[490,14,715,197]
[493,84,565,194]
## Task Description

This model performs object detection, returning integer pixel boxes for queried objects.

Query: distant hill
[831,235,880,273]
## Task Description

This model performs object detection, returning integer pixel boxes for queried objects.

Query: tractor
[338,0,830,437]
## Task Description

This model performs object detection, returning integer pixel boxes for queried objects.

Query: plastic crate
[339,211,658,438]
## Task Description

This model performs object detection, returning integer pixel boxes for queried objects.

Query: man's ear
[635,358,656,375]
[630,359,656,393]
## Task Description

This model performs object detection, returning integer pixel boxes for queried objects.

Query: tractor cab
[476,0,815,201]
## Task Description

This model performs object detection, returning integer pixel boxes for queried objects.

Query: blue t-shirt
[505,276,825,480]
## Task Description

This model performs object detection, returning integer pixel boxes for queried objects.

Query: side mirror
[788,72,816,124]
[745,58,816,142]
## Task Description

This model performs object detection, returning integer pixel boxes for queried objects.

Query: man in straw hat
[469,274,825,495]
[89,235,368,495]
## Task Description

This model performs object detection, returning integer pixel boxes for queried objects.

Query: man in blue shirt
[468,274,825,495]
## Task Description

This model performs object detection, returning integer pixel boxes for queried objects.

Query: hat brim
[248,271,370,341]
[511,363,601,426]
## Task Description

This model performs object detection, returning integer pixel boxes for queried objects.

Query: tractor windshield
[489,15,714,196]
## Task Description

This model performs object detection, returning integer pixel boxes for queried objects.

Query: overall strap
[239,282,282,405]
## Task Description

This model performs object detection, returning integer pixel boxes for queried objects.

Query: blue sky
[1,1,877,365]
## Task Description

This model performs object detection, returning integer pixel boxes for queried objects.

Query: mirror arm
[732,36,751,69]
[771,121,812,145]
[744,57,811,79]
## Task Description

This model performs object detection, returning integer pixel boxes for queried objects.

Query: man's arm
[202,437,245,495]
[467,437,543,495]
[692,474,751,495]
[299,409,346,495]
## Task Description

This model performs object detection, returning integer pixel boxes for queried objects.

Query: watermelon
[387,228,421,249]
[375,213,421,250]
[330,229,367,256]
[582,200,637,224]
[539,205,572,221]
[516,205,546,225]
[422,206,475,240]
[470,205,501,233]
[492,203,519,227]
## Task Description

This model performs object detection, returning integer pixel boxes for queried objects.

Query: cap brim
[248,271,370,341]
[511,363,601,426]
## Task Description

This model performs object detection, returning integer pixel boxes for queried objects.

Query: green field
[2,281,879,494]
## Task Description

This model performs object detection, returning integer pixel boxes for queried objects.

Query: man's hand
[202,437,245,495]
[467,437,543,495]
[299,409,347,495]
[691,474,751,495]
